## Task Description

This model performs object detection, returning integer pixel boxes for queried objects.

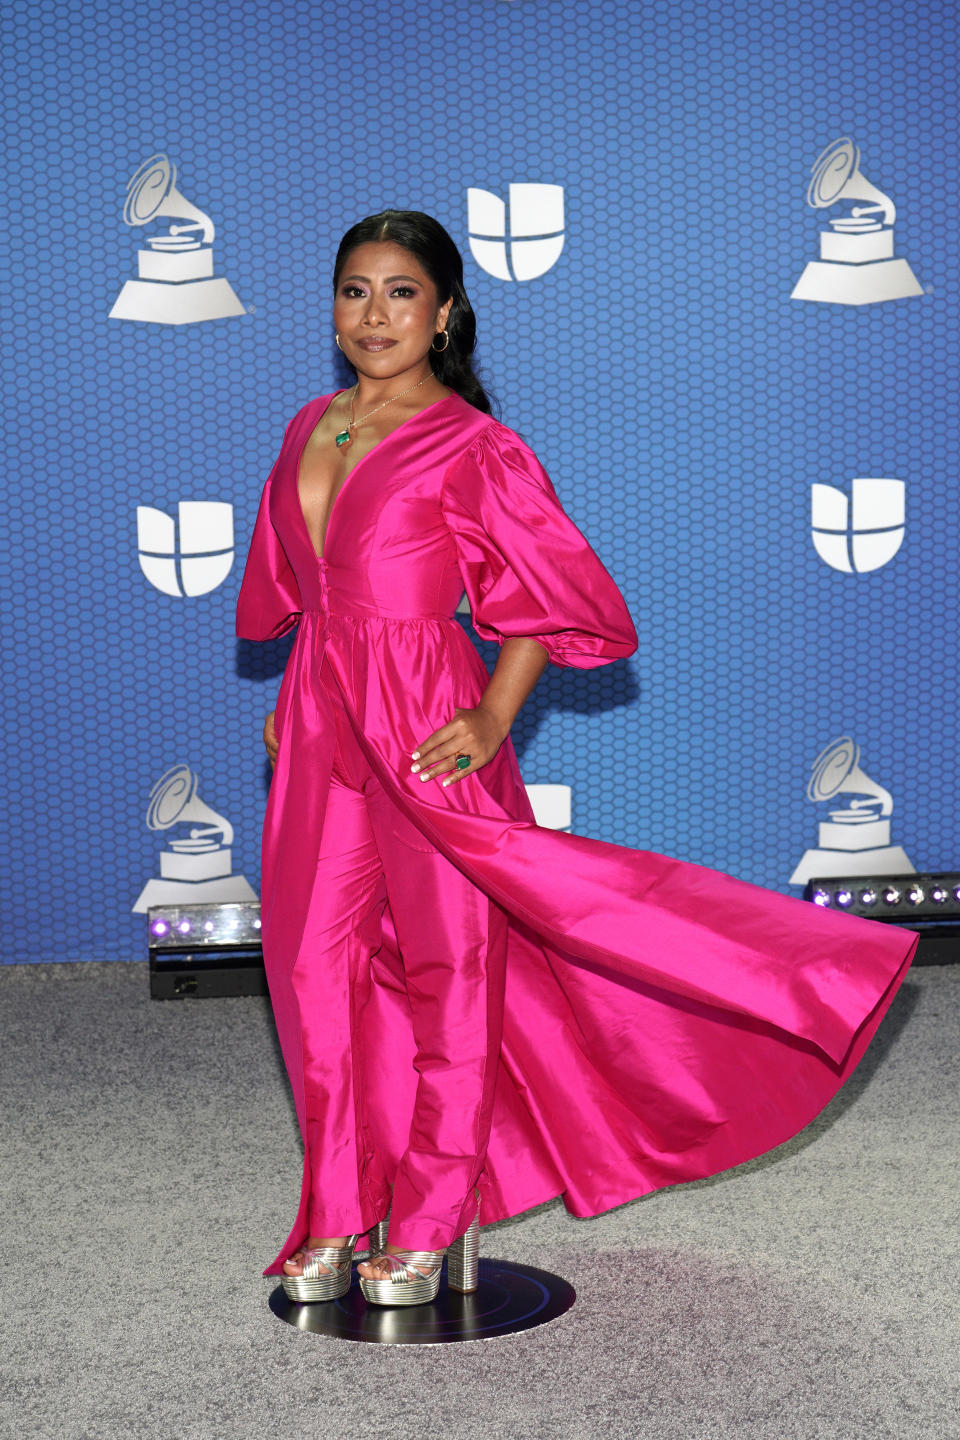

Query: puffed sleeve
[235,418,302,641]
[440,421,638,668]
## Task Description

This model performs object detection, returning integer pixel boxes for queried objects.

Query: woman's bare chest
[285,390,482,565]
[296,423,374,559]
[295,391,419,559]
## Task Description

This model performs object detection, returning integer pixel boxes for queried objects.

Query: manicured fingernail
[441,779,451,787]
[411,751,420,759]
[419,772,430,782]
[410,763,420,772]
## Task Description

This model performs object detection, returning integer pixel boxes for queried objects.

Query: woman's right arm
[263,710,279,768]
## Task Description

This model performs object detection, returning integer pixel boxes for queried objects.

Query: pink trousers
[269,687,509,1251]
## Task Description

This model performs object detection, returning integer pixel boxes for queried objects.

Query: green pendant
[335,429,351,447]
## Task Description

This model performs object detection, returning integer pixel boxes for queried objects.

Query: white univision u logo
[467,184,564,281]
[811,479,905,573]
[137,501,234,596]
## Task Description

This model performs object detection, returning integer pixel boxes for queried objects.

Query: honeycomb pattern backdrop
[3,0,957,962]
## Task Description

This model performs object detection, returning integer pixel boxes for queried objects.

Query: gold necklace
[334,374,432,448]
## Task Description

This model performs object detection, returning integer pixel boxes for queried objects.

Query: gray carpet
[1,959,956,1440]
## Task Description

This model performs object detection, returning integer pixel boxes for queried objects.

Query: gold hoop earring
[431,329,450,353]
[335,333,344,351]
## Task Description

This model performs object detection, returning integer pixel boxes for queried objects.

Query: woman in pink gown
[236,210,918,1306]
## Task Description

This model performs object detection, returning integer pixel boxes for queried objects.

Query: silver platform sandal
[281,1215,391,1302]
[358,1194,480,1307]
[281,1233,361,1303]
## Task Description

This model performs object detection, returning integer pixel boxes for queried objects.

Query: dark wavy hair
[332,210,494,415]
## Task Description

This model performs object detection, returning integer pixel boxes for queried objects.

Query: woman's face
[333,241,453,381]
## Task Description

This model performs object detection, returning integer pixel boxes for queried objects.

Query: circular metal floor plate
[269,1257,576,1345]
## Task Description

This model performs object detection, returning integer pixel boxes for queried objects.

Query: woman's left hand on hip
[409,705,509,787]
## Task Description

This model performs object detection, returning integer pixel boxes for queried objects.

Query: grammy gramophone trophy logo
[110,153,246,325]
[132,763,257,912]
[789,736,915,885]
[791,136,922,306]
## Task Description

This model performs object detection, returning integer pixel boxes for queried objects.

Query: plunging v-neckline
[295,388,457,562]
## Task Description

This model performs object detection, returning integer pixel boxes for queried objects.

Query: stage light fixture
[804,871,960,965]
[147,900,265,998]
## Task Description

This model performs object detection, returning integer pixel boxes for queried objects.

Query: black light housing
[147,900,266,998]
[803,871,960,965]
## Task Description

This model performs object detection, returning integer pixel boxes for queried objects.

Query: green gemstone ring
[455,754,471,770]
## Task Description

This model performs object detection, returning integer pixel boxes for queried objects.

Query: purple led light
[151,919,169,936]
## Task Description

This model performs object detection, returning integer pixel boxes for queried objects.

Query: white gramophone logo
[467,184,564,281]
[811,478,905,573]
[133,763,257,912]
[791,137,922,306]
[110,153,246,325]
[789,736,915,885]
[137,501,234,597]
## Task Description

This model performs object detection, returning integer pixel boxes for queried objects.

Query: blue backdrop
[4,0,956,962]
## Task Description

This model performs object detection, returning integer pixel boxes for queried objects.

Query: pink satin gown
[236,389,918,1276]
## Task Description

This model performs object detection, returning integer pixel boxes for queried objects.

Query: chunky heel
[368,1215,390,1254]
[446,1210,479,1293]
[355,1207,391,1262]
